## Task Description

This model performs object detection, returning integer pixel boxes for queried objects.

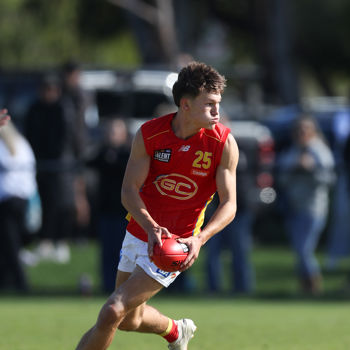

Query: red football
[152,238,189,272]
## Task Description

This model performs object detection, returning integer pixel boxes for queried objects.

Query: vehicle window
[130,91,171,118]
[95,90,126,118]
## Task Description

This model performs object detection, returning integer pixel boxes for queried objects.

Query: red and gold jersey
[126,113,230,242]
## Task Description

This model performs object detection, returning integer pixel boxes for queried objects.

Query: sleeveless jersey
[126,113,230,242]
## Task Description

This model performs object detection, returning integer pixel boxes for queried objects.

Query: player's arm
[121,128,171,256]
[0,109,10,128]
[177,133,238,270]
[198,133,238,243]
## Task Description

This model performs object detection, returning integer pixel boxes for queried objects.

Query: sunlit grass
[1,296,350,349]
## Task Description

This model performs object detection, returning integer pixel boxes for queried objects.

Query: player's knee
[97,302,126,329]
[118,316,142,332]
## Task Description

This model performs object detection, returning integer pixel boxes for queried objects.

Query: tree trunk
[254,0,300,105]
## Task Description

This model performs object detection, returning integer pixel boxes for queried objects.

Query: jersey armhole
[216,127,231,166]
[141,124,153,156]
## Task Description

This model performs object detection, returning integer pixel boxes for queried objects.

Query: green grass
[22,240,350,297]
[1,296,350,349]
[1,241,350,349]
[25,240,101,294]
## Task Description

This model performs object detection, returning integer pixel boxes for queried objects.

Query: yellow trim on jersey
[203,132,223,143]
[159,318,173,337]
[147,129,170,140]
[192,194,215,236]
[126,212,131,221]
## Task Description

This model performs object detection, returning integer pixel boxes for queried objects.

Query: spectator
[24,74,88,263]
[277,114,335,295]
[0,121,36,291]
[60,61,92,228]
[86,118,131,293]
[326,111,350,269]
[205,111,255,295]
[60,60,90,157]
[206,146,255,294]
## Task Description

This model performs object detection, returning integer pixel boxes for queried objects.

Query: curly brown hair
[172,62,226,107]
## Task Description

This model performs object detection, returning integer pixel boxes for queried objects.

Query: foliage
[0,0,78,68]
[1,0,350,96]
[0,0,140,69]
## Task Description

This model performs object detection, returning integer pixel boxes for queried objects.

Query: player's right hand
[147,226,172,259]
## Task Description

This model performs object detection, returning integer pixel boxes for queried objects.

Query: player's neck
[172,111,201,140]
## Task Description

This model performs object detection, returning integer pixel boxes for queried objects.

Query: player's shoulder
[142,113,174,130]
[141,113,174,140]
[203,122,231,143]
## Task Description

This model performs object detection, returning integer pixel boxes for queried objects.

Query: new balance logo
[179,145,191,152]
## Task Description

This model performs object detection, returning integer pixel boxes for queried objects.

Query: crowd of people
[0,62,93,290]
[0,61,349,302]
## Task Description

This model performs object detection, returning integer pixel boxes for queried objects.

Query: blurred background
[1,0,350,298]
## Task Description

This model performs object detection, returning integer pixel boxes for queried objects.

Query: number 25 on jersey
[192,151,212,169]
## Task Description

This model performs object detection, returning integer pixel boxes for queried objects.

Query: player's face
[187,91,221,130]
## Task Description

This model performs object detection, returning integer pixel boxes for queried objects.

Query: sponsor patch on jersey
[191,169,209,177]
[154,149,172,163]
[156,268,171,278]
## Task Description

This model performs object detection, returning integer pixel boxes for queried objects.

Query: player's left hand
[176,235,202,271]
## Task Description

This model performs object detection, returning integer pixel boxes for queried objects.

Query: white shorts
[118,231,181,288]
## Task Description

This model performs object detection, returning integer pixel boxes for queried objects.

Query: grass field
[1,241,350,349]
[1,296,350,349]
[22,240,350,297]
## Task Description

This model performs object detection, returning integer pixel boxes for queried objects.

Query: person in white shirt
[0,120,37,291]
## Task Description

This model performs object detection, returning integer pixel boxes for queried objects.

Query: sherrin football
[152,238,189,272]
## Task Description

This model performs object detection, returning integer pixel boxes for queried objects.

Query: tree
[209,0,299,104]
[107,0,179,67]
[293,0,350,96]
[1,0,350,102]
[0,0,140,69]
[0,0,80,69]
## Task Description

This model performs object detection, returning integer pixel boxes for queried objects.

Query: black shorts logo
[154,149,172,163]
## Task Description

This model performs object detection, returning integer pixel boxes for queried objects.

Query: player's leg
[117,267,196,350]
[115,268,180,341]
[77,229,196,350]
[115,269,169,334]
[75,267,164,350]
[116,269,197,349]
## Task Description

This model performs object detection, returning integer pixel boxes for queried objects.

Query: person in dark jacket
[86,118,131,292]
[24,74,89,263]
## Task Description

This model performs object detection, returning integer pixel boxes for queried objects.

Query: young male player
[75,62,238,350]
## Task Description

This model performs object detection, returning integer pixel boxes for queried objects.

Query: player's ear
[180,97,190,111]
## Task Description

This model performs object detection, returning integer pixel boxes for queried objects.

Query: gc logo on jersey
[154,149,172,163]
[154,173,198,200]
